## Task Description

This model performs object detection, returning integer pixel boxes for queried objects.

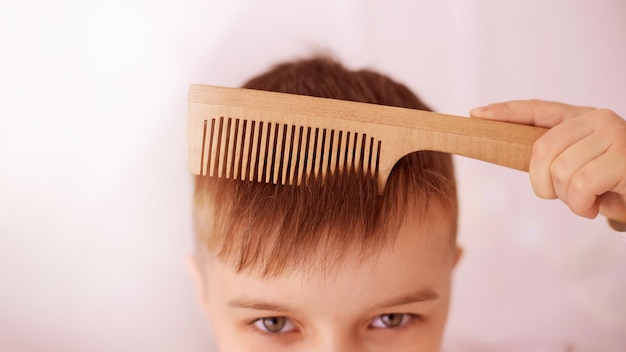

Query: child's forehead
[203,218,455,320]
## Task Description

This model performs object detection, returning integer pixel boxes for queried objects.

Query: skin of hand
[470,100,626,231]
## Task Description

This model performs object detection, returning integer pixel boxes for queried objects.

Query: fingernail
[470,105,489,116]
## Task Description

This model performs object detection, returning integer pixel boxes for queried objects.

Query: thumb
[470,100,594,128]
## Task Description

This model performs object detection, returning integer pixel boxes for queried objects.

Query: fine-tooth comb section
[200,117,381,185]
[187,85,547,192]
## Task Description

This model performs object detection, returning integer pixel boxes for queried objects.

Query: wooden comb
[187,84,546,191]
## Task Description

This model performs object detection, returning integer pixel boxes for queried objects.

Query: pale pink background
[1,1,625,351]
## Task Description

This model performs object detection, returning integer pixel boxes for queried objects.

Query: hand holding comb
[186,84,546,192]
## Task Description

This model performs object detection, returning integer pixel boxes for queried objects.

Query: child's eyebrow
[228,288,439,314]
[228,298,297,313]
[373,288,440,310]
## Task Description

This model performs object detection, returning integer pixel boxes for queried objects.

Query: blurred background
[1,0,626,351]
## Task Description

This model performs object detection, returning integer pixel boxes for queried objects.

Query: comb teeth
[200,117,381,185]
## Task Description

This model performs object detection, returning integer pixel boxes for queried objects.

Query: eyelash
[369,313,419,330]
[249,313,421,338]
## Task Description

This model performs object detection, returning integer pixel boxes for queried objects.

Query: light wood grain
[187,84,547,191]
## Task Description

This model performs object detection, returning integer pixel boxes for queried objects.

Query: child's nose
[310,328,359,352]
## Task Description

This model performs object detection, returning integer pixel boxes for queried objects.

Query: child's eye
[253,316,296,334]
[370,313,412,329]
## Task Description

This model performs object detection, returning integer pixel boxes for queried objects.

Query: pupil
[382,313,403,327]
[263,317,286,332]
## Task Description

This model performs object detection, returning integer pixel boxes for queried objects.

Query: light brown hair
[194,57,457,277]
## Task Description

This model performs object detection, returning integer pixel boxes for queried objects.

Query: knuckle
[569,171,589,195]
[528,99,545,112]
[592,108,621,125]
[532,138,551,160]
[596,108,618,118]
[549,158,570,185]
[567,172,597,219]
[490,102,510,118]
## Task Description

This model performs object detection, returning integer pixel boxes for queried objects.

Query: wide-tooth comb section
[199,117,381,185]
[189,85,547,193]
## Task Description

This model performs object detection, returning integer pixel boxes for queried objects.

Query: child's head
[190,57,460,351]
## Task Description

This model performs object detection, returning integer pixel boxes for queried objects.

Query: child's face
[191,211,459,351]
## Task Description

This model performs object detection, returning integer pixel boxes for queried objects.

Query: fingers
[565,152,618,218]
[470,100,594,128]
[472,100,626,225]
[528,110,598,200]
[543,110,626,216]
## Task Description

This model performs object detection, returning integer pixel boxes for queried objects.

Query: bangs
[194,151,456,277]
